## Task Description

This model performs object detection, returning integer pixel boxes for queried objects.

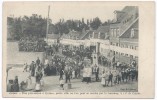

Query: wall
[7,42,45,65]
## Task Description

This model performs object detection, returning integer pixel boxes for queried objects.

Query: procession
[7,42,138,92]
[6,5,139,92]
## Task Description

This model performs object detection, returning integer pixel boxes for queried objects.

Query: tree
[90,17,102,30]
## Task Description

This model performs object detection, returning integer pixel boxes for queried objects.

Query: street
[8,66,138,92]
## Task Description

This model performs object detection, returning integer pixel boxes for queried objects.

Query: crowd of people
[101,67,138,87]
[7,76,19,92]
[18,36,47,52]
[62,46,93,62]
[8,41,138,92]
[7,57,44,92]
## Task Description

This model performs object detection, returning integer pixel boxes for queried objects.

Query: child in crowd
[59,75,65,90]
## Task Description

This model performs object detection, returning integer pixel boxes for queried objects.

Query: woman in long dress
[101,71,106,87]
[26,75,33,91]
[34,72,42,92]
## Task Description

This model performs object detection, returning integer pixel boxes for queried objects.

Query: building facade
[109,6,138,64]
[46,6,139,66]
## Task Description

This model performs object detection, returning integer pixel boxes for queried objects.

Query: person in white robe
[25,75,33,91]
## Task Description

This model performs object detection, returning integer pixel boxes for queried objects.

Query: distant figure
[108,71,113,86]
[25,75,33,91]
[101,71,106,87]
[72,69,75,79]
[35,72,42,92]
[40,77,44,90]
[30,61,36,77]
[7,80,14,92]
[14,76,19,86]
[94,65,99,82]
[36,57,40,66]
[12,80,19,92]
[23,63,28,72]
[59,75,65,90]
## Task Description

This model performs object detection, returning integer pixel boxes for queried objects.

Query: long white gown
[26,78,33,90]
[101,73,106,85]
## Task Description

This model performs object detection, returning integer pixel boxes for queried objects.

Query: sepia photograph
[2,1,155,98]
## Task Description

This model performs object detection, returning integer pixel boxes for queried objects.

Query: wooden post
[46,5,50,42]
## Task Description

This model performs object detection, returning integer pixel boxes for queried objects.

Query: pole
[46,5,50,42]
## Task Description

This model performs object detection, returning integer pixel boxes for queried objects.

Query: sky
[5,2,126,24]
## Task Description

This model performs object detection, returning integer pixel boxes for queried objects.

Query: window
[135,46,138,50]
[92,32,95,38]
[135,56,138,59]
[88,34,90,38]
[98,32,101,39]
[117,29,120,37]
[130,45,132,49]
[131,28,135,38]
[116,43,119,46]
[111,29,113,36]
[101,48,103,52]
[114,29,117,37]
[125,45,128,48]
[121,44,123,48]
[110,42,112,45]
[125,54,128,57]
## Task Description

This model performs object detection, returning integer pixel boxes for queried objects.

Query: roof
[93,25,110,39]
[79,25,110,40]
[79,30,93,40]
[112,6,138,24]
[61,30,83,39]
[119,19,138,39]
[68,30,82,37]
[110,6,139,38]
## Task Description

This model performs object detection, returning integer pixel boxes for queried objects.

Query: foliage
[7,14,103,40]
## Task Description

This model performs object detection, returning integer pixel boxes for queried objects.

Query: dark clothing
[36,72,43,83]
[7,83,13,92]
[12,83,19,92]
[95,72,99,81]
[65,70,71,83]
[108,73,113,86]
[30,63,35,76]
[94,67,99,81]
[36,59,40,65]
[59,70,64,79]
[121,72,125,82]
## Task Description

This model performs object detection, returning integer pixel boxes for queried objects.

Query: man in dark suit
[36,57,40,66]
[95,65,99,82]
[108,71,113,86]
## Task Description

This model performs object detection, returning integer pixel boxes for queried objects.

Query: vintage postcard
[2,1,155,98]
